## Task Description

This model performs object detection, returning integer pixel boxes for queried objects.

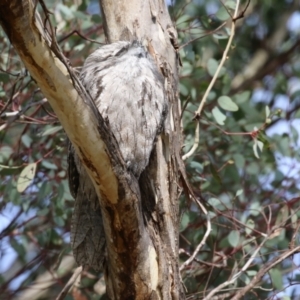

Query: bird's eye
[136,52,145,58]
[134,48,147,58]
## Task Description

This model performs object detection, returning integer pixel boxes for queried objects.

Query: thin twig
[179,22,227,50]
[0,68,21,77]
[0,72,24,115]
[0,99,47,131]
[56,266,83,300]
[180,95,191,120]
[182,0,241,160]
[58,29,104,45]
[180,196,211,271]
[182,121,199,160]
[231,245,300,300]
[203,233,268,300]
[202,204,289,300]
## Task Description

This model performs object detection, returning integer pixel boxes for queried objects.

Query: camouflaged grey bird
[68,41,167,270]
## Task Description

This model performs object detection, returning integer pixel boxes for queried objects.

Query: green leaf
[22,200,30,212]
[21,134,32,148]
[91,14,102,24]
[270,268,283,290]
[37,207,50,216]
[0,73,9,83]
[217,96,239,111]
[278,135,290,156]
[291,125,299,143]
[189,161,203,173]
[54,216,65,227]
[78,0,88,11]
[265,106,270,119]
[245,219,255,235]
[0,146,13,163]
[58,170,66,178]
[207,58,218,77]
[233,153,245,168]
[209,163,222,184]
[74,44,85,52]
[216,6,230,21]
[253,139,263,158]
[246,270,257,277]
[207,58,226,78]
[208,211,216,218]
[181,61,193,76]
[176,14,191,26]
[249,202,261,216]
[228,230,240,247]
[257,131,271,149]
[213,32,229,40]
[58,4,73,19]
[257,140,264,152]
[73,11,88,20]
[191,88,196,100]
[208,197,220,206]
[235,189,243,197]
[212,106,226,125]
[275,205,289,226]
[225,0,237,10]
[179,83,188,96]
[246,162,259,175]
[61,179,73,201]
[17,163,37,193]
[291,209,298,229]
[41,160,58,170]
[41,126,63,136]
[234,91,251,104]
[10,238,26,258]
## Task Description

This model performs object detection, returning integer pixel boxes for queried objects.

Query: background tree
[1,0,300,299]
[0,0,183,298]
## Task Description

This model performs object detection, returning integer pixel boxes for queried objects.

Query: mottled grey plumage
[80,41,167,175]
[69,144,105,270]
[69,41,167,270]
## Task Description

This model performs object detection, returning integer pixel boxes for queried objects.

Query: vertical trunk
[99,0,184,299]
[0,0,184,298]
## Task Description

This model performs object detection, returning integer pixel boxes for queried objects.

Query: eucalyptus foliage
[1,0,300,299]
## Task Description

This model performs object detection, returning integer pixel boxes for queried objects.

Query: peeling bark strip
[0,0,185,298]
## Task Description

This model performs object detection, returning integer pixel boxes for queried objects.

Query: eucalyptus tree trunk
[0,0,184,298]
[99,1,183,299]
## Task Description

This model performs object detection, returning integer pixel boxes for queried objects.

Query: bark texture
[0,0,184,298]
[99,0,184,298]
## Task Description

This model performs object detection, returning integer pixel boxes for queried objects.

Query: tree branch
[231,245,300,300]
[0,0,155,297]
